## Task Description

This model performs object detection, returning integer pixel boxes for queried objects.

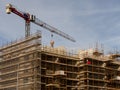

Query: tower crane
[6,4,76,42]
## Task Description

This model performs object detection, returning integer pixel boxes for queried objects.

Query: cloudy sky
[1,0,120,52]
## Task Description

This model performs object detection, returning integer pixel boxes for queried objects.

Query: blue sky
[1,0,120,52]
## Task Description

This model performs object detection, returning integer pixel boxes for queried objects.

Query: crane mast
[6,4,76,42]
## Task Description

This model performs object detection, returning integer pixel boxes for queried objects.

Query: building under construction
[0,33,120,90]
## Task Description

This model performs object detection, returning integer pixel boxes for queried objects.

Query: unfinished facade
[78,49,120,90]
[0,33,120,90]
[0,33,79,90]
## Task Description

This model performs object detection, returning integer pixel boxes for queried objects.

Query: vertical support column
[39,52,41,90]
[17,64,19,90]
[34,51,41,90]
[34,52,37,90]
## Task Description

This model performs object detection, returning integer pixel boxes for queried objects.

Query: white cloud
[75,7,120,16]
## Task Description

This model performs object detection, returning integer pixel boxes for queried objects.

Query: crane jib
[6,3,76,42]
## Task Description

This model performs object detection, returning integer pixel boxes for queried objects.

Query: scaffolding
[0,33,120,90]
[0,33,80,90]
[77,49,120,90]
[0,32,42,90]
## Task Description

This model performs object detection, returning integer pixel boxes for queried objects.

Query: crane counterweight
[6,4,12,14]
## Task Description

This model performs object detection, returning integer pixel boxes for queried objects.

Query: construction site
[0,3,120,90]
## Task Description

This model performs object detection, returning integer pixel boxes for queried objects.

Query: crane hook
[50,33,54,47]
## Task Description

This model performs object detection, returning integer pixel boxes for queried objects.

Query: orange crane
[6,4,76,42]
